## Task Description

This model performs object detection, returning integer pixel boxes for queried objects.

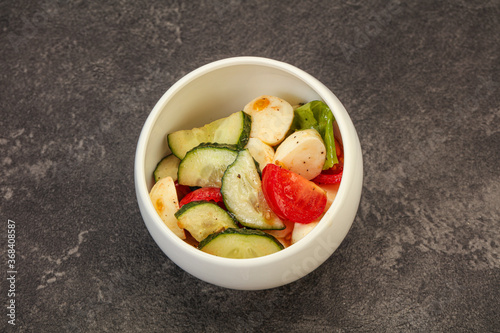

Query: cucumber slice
[175,201,238,242]
[177,143,238,188]
[153,154,181,182]
[198,228,284,258]
[167,111,251,159]
[221,149,285,230]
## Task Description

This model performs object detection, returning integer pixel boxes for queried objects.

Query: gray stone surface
[1,0,499,332]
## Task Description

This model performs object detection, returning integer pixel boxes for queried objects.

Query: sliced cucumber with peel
[198,228,284,258]
[167,111,251,159]
[175,201,238,242]
[177,143,238,188]
[221,149,285,230]
[153,154,181,182]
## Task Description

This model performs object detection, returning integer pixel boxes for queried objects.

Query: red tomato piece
[312,164,343,185]
[313,136,344,185]
[174,181,192,201]
[262,164,327,224]
[178,187,225,209]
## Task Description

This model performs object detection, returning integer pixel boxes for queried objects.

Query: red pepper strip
[179,187,226,210]
[312,165,343,185]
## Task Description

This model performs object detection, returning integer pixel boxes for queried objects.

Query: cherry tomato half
[262,164,327,224]
[178,187,225,210]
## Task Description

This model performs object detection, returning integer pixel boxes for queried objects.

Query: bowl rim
[135,56,359,269]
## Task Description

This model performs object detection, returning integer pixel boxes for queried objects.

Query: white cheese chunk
[149,176,186,239]
[245,137,275,172]
[273,129,326,180]
[243,95,294,146]
[291,221,319,244]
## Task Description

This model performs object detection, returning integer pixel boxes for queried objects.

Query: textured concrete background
[1,0,499,332]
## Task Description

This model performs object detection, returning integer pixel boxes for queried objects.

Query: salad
[149,95,344,259]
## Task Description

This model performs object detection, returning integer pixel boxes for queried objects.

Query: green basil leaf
[291,101,338,169]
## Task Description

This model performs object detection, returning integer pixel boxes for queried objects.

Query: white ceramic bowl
[135,57,363,290]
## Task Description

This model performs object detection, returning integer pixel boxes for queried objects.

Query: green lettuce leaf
[289,101,338,169]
